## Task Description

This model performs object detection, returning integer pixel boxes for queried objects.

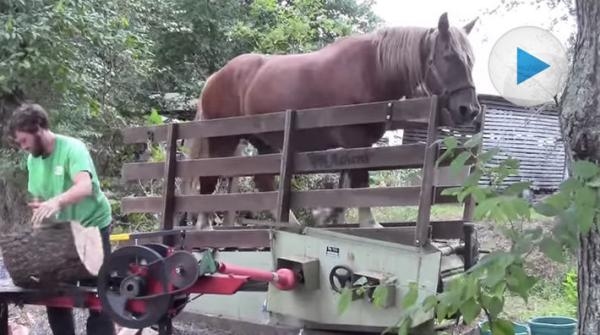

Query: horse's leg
[221,141,246,226]
[349,169,383,228]
[251,139,301,225]
[195,136,241,230]
[333,170,350,224]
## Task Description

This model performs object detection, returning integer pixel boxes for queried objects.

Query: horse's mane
[373,25,475,94]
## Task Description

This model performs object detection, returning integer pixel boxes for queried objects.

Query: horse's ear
[463,17,479,35]
[438,12,449,38]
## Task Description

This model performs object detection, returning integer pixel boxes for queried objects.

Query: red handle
[217,263,297,290]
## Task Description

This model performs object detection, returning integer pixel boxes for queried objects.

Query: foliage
[563,269,578,310]
[0,0,382,231]
[336,132,591,333]
[147,0,381,99]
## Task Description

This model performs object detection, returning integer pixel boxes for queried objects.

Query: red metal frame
[0,260,297,313]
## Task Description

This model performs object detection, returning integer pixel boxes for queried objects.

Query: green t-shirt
[27,134,112,229]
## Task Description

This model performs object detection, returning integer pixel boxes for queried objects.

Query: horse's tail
[179,76,213,226]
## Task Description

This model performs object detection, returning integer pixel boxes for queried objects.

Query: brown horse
[186,12,480,229]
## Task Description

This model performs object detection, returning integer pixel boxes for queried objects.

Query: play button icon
[488,26,569,107]
[517,47,550,84]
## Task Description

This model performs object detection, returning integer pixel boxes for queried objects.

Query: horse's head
[424,13,480,126]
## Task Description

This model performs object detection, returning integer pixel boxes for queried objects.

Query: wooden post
[161,123,178,246]
[415,96,440,247]
[462,105,486,222]
[462,105,486,270]
[0,301,8,335]
[276,110,296,223]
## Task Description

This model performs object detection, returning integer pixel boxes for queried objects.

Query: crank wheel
[97,245,172,329]
[328,265,354,293]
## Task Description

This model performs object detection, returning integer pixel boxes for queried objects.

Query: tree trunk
[560,1,600,333]
[0,220,105,288]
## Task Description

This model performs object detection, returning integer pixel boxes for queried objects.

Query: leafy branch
[336,131,592,334]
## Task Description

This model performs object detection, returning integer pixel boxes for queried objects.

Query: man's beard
[30,134,46,158]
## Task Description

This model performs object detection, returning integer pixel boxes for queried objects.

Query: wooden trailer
[114,95,484,333]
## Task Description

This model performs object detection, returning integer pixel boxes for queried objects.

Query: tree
[559,0,600,332]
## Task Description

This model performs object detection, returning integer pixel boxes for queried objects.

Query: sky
[371,0,576,95]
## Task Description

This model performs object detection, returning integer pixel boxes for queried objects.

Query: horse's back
[200,53,268,120]
[243,36,380,117]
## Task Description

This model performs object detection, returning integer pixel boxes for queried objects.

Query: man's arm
[53,171,93,207]
[31,141,96,225]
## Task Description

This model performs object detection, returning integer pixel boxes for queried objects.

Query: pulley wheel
[164,250,199,289]
[97,245,172,329]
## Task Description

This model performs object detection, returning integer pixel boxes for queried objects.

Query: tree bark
[0,220,105,288]
[560,1,600,333]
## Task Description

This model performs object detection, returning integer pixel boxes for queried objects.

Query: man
[8,103,115,335]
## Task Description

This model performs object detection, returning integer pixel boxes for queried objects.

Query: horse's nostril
[459,105,468,116]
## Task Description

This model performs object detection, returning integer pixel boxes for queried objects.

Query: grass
[345,204,465,223]
[503,275,577,322]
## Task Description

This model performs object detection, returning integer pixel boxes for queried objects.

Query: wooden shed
[403,94,567,193]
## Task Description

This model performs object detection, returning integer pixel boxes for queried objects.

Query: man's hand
[30,197,62,227]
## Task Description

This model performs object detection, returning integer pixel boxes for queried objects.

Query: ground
[2,205,577,335]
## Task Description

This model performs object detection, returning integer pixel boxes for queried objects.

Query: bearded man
[8,102,115,335]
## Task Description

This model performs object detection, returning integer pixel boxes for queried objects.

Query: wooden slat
[121,97,439,144]
[120,186,457,214]
[162,221,465,249]
[122,192,278,214]
[121,143,444,181]
[112,220,466,250]
[182,229,272,249]
[415,96,439,247]
[161,123,178,246]
[276,110,296,222]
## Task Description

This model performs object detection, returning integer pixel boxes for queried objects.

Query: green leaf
[450,151,472,177]
[523,227,543,241]
[463,169,484,187]
[485,262,506,288]
[502,181,531,196]
[506,264,537,302]
[575,186,597,209]
[573,160,600,179]
[147,108,163,125]
[474,198,498,220]
[540,237,565,263]
[576,206,595,234]
[459,298,481,323]
[397,318,411,335]
[337,287,352,315]
[587,176,600,188]
[561,177,583,193]
[436,149,454,167]
[492,318,516,335]
[443,136,458,150]
[478,147,501,165]
[481,294,504,318]
[464,132,483,148]
[546,192,571,211]
[440,187,462,196]
[402,282,419,309]
[372,285,389,308]
[422,295,438,312]
[533,202,560,217]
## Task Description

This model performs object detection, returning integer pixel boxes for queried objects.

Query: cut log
[0,220,105,288]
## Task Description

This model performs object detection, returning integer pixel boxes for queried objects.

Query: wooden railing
[118,96,482,249]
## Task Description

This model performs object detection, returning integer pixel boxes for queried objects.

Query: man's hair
[8,103,50,137]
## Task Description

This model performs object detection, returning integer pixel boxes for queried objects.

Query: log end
[70,221,104,276]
